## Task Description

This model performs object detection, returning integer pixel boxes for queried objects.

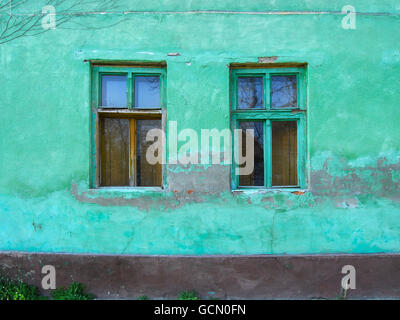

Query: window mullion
[265,120,272,188]
[232,75,238,111]
[298,72,305,110]
[231,119,239,189]
[127,73,133,109]
[161,73,165,109]
[93,70,100,109]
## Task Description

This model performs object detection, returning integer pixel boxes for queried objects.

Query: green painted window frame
[230,67,307,190]
[92,66,167,109]
[90,65,167,189]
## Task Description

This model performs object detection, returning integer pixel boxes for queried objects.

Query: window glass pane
[135,76,160,108]
[271,75,297,109]
[237,77,264,109]
[101,75,127,107]
[272,121,297,186]
[100,118,130,186]
[238,121,264,186]
[137,119,162,186]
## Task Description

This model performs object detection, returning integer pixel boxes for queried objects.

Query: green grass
[177,290,199,300]
[51,282,95,300]
[0,277,44,300]
[0,276,95,300]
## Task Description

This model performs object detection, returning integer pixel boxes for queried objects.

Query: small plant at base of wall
[177,290,199,300]
[51,282,95,300]
[0,277,45,300]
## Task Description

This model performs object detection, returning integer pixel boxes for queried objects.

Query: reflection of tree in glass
[142,77,160,97]
[137,120,161,186]
[271,76,297,108]
[239,121,264,186]
[145,77,159,91]
[238,77,263,109]
[135,76,160,108]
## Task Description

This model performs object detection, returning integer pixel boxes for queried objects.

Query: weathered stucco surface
[1,0,400,255]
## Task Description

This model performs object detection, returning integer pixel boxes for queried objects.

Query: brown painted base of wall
[1,251,399,299]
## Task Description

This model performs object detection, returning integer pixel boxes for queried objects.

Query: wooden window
[231,66,306,189]
[91,65,166,188]
[272,121,298,186]
[100,117,130,186]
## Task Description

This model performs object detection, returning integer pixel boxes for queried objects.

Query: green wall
[1,0,400,255]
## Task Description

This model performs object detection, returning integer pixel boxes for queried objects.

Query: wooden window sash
[230,67,307,190]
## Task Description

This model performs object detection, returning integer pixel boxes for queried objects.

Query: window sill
[88,186,165,195]
[72,184,167,203]
[232,188,309,195]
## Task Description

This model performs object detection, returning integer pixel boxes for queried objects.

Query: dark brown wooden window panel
[100,116,162,187]
[136,119,162,187]
[272,121,297,186]
[100,117,130,186]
